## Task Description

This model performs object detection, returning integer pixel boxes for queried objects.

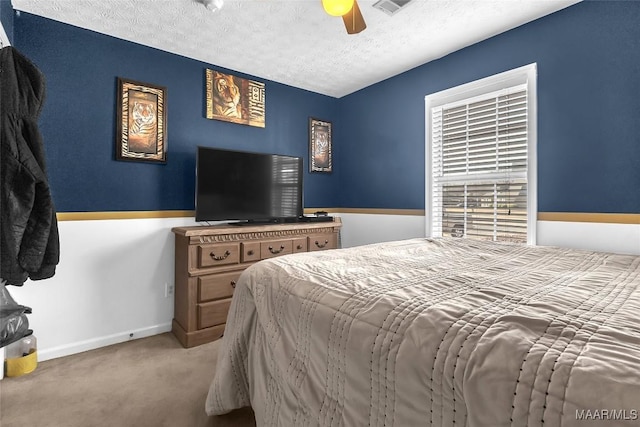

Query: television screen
[195,146,303,223]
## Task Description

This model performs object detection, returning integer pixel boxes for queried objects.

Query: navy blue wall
[13,1,640,214]
[337,0,640,214]
[13,13,339,212]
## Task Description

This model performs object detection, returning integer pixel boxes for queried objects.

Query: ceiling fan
[322,0,367,34]
[199,0,367,34]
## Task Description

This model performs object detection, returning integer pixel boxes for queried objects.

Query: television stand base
[298,215,334,223]
[228,218,293,226]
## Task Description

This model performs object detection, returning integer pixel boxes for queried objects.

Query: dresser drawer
[241,241,261,263]
[293,237,308,253]
[198,243,240,268]
[260,239,293,259]
[308,234,337,251]
[198,298,232,329]
[198,271,241,302]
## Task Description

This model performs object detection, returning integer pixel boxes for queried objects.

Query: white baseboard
[37,323,172,362]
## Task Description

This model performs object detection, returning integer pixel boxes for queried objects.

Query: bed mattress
[206,238,640,426]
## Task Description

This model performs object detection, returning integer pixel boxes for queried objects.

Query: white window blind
[431,84,529,243]
[270,156,301,217]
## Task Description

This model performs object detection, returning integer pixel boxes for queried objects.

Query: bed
[205,238,640,426]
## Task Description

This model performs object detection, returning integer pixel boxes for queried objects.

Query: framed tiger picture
[309,117,332,173]
[116,78,167,163]
[205,69,265,128]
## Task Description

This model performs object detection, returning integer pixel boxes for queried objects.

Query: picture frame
[205,69,266,128]
[309,117,332,173]
[116,78,167,163]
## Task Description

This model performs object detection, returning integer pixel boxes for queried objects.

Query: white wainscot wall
[8,213,638,362]
[9,213,427,361]
[537,220,640,256]
[337,213,426,248]
[337,213,639,255]
[8,216,198,361]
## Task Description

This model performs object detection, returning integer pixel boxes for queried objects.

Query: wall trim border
[537,212,640,224]
[57,210,195,221]
[56,209,640,224]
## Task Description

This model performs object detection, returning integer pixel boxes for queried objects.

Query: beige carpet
[0,333,255,427]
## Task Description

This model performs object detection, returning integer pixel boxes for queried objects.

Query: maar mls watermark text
[576,409,638,421]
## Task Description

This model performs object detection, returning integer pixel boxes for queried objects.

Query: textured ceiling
[12,0,580,98]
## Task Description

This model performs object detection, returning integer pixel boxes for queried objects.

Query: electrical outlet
[164,283,174,298]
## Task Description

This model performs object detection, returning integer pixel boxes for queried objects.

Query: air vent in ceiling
[372,0,413,16]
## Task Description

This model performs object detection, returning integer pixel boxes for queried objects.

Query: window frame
[425,64,538,245]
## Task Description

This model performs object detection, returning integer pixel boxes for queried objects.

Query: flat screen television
[195,146,303,223]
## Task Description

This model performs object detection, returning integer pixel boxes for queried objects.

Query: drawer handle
[268,245,286,254]
[230,280,236,288]
[210,250,231,261]
[315,240,329,249]
[297,244,303,250]
[247,250,255,256]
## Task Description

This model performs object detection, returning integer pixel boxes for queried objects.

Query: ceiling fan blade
[342,0,366,34]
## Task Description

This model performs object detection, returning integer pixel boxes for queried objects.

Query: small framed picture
[309,117,332,173]
[116,78,167,163]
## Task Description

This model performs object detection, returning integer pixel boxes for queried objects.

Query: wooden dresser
[171,218,342,348]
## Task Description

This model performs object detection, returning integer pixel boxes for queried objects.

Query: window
[270,156,301,218]
[425,64,537,244]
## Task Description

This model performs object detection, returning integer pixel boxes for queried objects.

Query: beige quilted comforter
[206,238,640,426]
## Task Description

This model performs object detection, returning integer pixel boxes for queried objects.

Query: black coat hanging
[0,46,60,285]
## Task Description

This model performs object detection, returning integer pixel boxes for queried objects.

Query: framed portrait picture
[205,69,265,128]
[309,117,332,173]
[116,78,167,163]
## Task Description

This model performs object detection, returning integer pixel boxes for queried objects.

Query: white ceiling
[12,0,580,98]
